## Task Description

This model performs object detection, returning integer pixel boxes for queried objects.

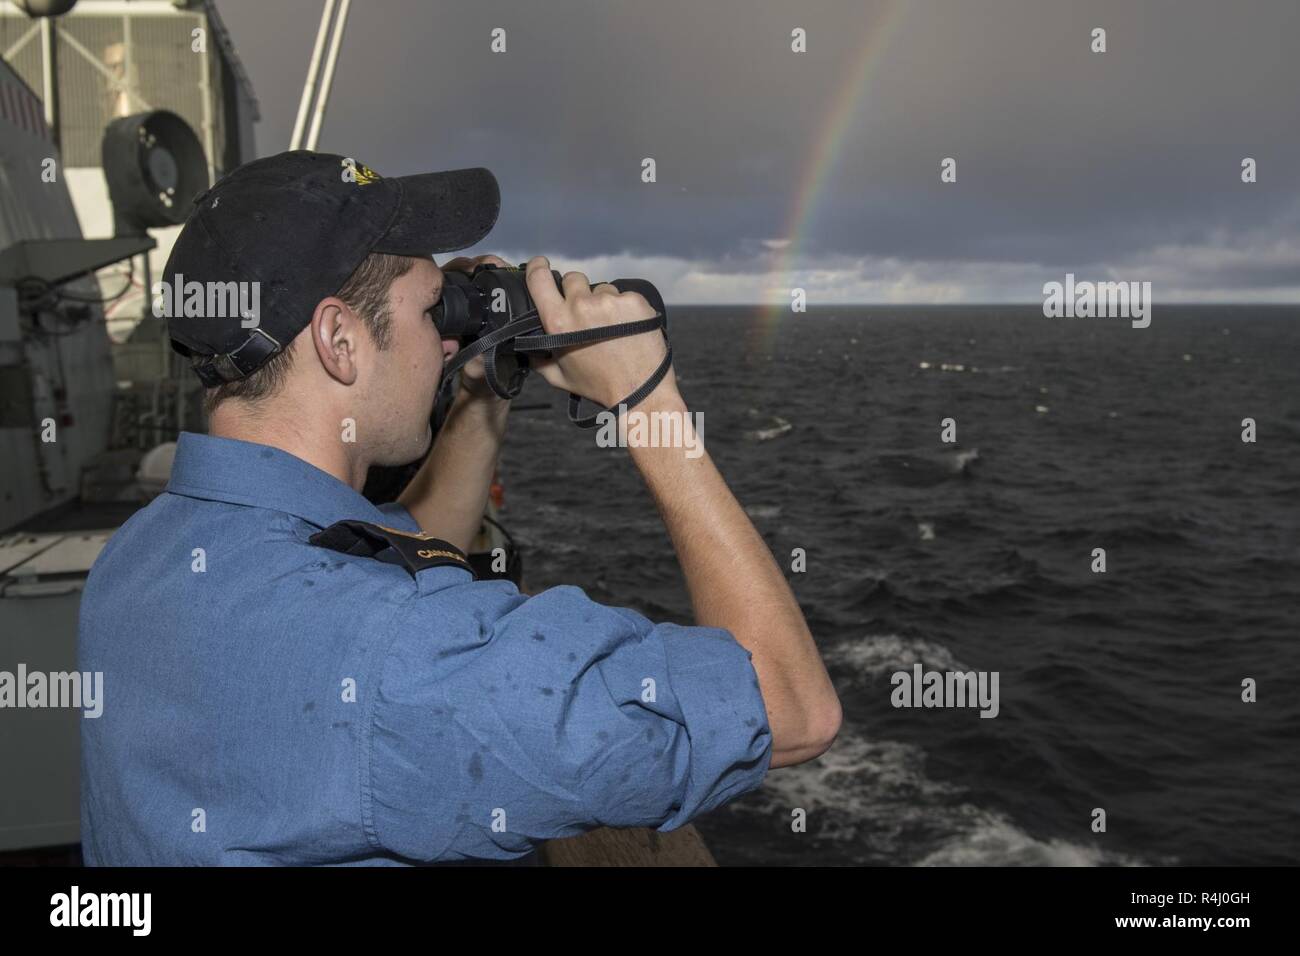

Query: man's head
[160,150,498,465]
[201,251,456,466]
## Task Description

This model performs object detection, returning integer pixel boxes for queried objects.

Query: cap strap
[189,328,283,387]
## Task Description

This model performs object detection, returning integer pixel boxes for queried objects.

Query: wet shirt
[78,431,772,865]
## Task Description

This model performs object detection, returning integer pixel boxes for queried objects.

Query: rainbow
[751,1,909,351]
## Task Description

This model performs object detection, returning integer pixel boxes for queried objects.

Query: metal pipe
[196,10,214,183]
[304,0,349,152]
[289,0,335,151]
[38,16,57,150]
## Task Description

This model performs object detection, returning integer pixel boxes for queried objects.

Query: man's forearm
[626,388,840,768]
[398,391,510,552]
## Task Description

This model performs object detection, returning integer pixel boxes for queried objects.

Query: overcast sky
[215,0,1300,304]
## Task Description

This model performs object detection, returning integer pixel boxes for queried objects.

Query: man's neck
[208,399,369,491]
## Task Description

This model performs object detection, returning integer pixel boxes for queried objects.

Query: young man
[79,150,840,865]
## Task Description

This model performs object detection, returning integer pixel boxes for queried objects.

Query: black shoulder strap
[308,520,476,580]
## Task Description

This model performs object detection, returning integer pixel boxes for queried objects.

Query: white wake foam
[742,722,1148,866]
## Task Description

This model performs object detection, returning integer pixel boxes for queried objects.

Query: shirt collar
[165,431,393,531]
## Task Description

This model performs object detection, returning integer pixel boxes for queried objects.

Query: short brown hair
[201,252,417,417]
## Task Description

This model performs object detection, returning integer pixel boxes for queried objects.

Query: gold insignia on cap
[340,156,383,185]
[354,162,382,185]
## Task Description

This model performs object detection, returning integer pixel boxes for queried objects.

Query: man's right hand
[524,255,676,409]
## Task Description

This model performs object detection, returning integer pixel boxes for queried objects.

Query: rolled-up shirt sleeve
[365,580,773,862]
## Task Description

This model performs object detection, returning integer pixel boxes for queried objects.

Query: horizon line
[667,301,1298,309]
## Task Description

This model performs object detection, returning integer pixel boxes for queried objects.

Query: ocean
[495,305,1300,866]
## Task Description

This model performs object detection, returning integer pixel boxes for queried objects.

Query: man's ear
[310,297,361,386]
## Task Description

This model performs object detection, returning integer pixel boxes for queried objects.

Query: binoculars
[433,262,671,426]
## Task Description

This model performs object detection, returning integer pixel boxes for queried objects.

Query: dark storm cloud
[216,0,1300,301]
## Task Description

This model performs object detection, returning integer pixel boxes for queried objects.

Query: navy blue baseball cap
[162,150,500,387]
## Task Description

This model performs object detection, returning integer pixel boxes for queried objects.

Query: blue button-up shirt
[78,431,771,865]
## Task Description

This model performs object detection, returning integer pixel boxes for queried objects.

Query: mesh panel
[0,19,44,95]
[54,15,123,166]
[128,15,214,169]
[0,11,239,174]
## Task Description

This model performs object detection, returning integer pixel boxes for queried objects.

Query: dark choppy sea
[495,305,1299,866]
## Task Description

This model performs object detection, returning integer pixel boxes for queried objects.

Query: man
[79,150,840,865]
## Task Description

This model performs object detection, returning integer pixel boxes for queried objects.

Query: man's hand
[438,254,512,401]
[523,255,676,409]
